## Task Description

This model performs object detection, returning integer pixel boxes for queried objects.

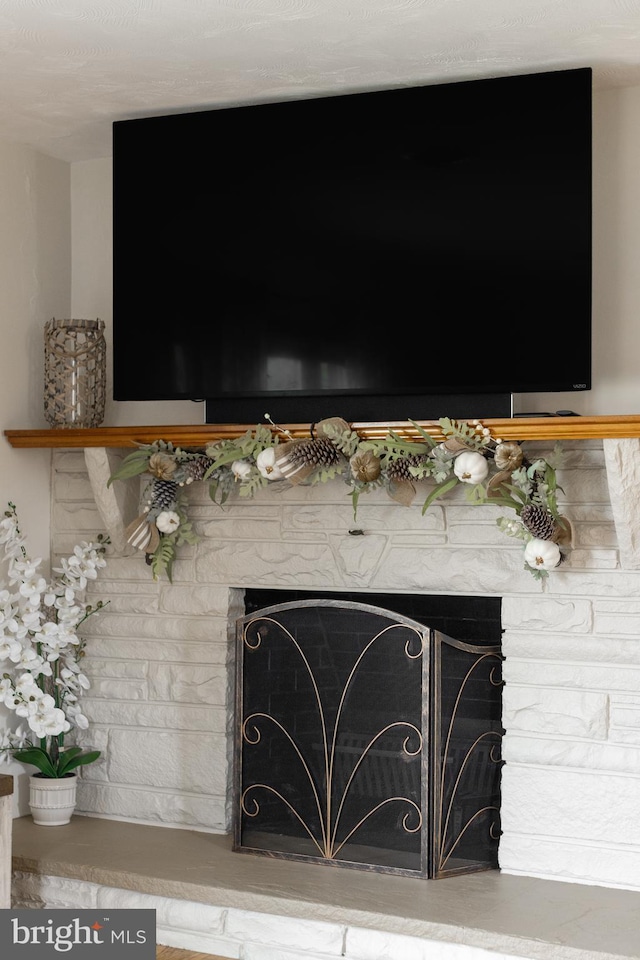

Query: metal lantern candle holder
[44,318,106,428]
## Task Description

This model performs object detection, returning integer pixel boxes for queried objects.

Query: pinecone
[387,454,428,482]
[520,504,557,540]
[288,438,341,468]
[181,456,215,483]
[150,478,178,511]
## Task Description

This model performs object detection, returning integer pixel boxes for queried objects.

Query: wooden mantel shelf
[7,414,640,449]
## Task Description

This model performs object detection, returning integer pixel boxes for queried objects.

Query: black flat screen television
[112,66,592,424]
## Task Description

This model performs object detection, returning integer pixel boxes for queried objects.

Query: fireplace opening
[234,590,503,879]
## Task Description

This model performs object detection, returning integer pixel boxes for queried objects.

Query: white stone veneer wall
[52,439,640,891]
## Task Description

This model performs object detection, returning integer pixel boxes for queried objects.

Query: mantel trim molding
[7,414,640,449]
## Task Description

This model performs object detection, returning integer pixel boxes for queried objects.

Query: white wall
[0,140,70,807]
[0,141,70,549]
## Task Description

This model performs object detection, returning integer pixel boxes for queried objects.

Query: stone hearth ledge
[11,816,640,960]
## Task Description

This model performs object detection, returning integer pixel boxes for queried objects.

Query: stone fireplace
[46,437,640,893]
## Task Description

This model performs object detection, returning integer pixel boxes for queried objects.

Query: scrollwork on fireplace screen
[430,636,504,879]
[233,598,503,879]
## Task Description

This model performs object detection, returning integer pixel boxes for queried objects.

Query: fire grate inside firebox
[234,590,503,879]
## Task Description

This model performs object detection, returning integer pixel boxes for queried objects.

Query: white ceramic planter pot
[29,773,77,826]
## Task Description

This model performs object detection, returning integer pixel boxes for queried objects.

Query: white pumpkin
[231,459,252,481]
[453,450,489,484]
[256,447,284,480]
[523,537,561,570]
[156,510,180,534]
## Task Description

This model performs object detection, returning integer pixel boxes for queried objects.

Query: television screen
[113,67,592,423]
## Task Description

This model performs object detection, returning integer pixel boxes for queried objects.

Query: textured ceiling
[1,0,640,162]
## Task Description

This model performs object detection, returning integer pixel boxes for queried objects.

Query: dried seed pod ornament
[349,449,382,483]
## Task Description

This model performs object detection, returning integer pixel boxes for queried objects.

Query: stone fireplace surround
[9,436,640,958]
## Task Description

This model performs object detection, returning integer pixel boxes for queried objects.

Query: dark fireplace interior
[234,590,503,879]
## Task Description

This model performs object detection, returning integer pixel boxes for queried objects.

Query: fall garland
[108,416,572,582]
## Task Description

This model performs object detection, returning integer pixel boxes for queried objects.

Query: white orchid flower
[29,659,53,679]
[8,556,43,582]
[0,637,23,662]
[56,603,84,626]
[29,704,71,738]
[0,600,22,637]
[14,646,40,669]
[66,704,89,729]
[60,663,81,679]
[56,556,88,589]
[0,679,18,710]
[0,517,19,543]
[57,545,104,588]
[0,725,29,761]
[2,692,20,712]
[16,699,41,719]
[17,577,47,606]
[20,608,43,632]
[15,673,44,696]
[34,620,61,644]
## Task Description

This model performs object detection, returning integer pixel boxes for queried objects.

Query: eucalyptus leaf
[421,476,459,514]
[385,430,428,454]
[500,483,529,505]
[408,420,438,448]
[465,483,492,504]
[107,455,153,485]
[208,480,229,506]
[482,493,525,510]
[209,446,246,469]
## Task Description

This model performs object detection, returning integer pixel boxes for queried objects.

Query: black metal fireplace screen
[233,594,503,879]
